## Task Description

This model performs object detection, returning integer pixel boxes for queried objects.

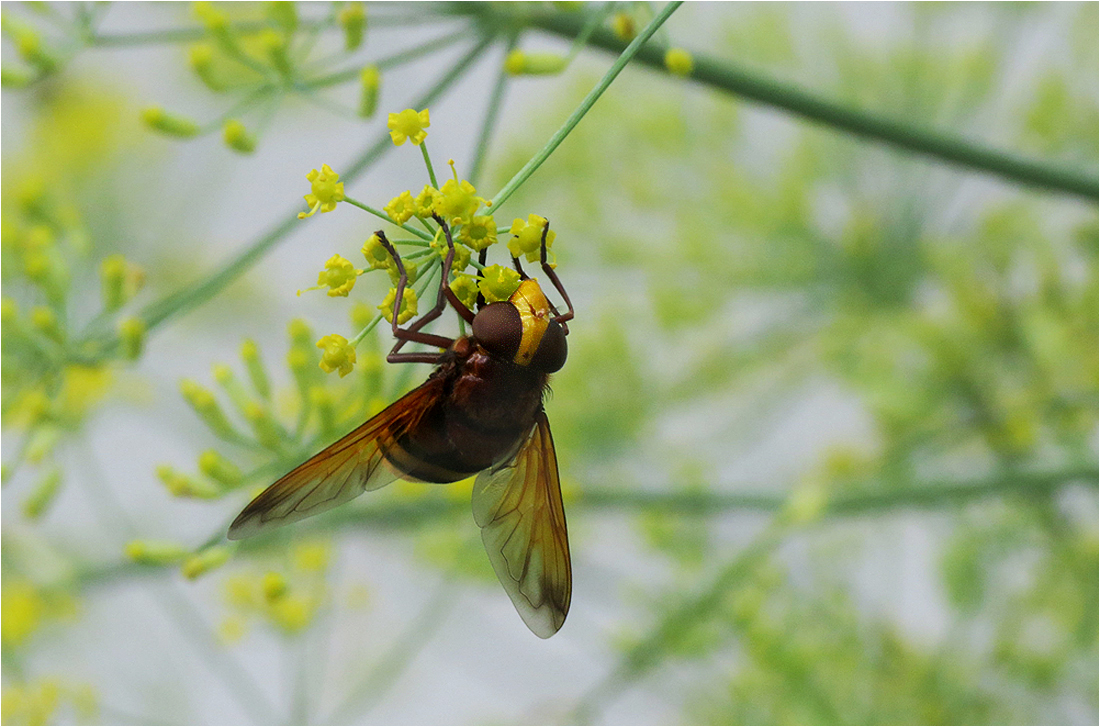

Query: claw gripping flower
[508,214,556,263]
[413,185,441,218]
[378,287,418,325]
[386,108,430,146]
[299,164,345,219]
[361,233,394,271]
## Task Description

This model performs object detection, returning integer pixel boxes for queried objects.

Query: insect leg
[511,254,528,280]
[476,248,488,309]
[375,230,454,364]
[432,215,475,325]
[538,220,574,328]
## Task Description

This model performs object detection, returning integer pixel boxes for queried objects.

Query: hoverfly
[228,216,573,638]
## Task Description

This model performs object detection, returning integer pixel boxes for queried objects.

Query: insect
[228,216,574,638]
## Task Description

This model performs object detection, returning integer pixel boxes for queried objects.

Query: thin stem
[294,85,362,122]
[420,141,439,188]
[306,27,472,88]
[519,8,1098,202]
[562,2,615,64]
[200,85,276,135]
[342,197,434,241]
[489,1,684,212]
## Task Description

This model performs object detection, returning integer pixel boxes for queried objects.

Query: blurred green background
[2,2,1097,724]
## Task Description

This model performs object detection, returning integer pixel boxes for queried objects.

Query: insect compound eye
[529,320,567,373]
[472,302,522,361]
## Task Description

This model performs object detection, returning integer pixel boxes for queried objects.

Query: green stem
[305,27,472,88]
[420,141,439,189]
[489,1,684,212]
[301,464,1100,535]
[520,9,1098,202]
[343,197,433,240]
[562,2,614,65]
[86,13,446,48]
[73,464,1096,592]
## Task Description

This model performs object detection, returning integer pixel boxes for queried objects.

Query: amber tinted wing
[227,378,442,540]
[472,411,571,638]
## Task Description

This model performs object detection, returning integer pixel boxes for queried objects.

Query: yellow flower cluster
[219,540,336,638]
[292,109,563,381]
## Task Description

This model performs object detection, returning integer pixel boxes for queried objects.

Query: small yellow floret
[261,572,288,603]
[299,164,345,219]
[384,190,417,224]
[450,273,480,310]
[358,64,379,117]
[664,47,694,77]
[1,582,45,647]
[315,254,361,297]
[378,287,418,325]
[316,334,357,377]
[361,233,394,271]
[387,108,430,146]
[611,12,636,41]
[223,119,256,154]
[181,546,232,580]
[293,541,331,572]
[434,178,483,224]
[118,317,146,360]
[413,185,441,218]
[269,595,314,633]
[504,49,526,75]
[478,265,521,303]
[141,107,200,138]
[504,50,566,75]
[457,215,497,251]
[198,449,243,486]
[340,2,367,50]
[193,1,229,31]
[508,214,556,263]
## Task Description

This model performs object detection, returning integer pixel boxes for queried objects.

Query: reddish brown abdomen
[384,341,547,483]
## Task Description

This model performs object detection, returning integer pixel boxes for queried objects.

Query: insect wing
[472,411,571,638]
[228,379,442,540]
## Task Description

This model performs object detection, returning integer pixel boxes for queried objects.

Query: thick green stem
[515,9,1097,202]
